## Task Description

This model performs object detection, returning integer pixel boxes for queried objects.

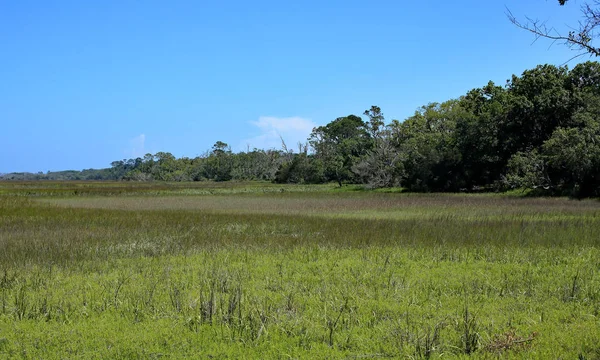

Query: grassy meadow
[0,181,599,358]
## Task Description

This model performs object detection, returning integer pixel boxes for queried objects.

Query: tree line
[4,62,600,197]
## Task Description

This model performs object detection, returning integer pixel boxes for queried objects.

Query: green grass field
[1,182,599,358]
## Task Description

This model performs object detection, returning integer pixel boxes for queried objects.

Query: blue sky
[0,0,589,172]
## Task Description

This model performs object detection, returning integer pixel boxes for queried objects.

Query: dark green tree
[391,101,462,191]
[544,121,600,197]
[309,115,371,186]
[274,154,325,184]
[501,64,576,155]
[455,81,509,188]
[203,142,233,181]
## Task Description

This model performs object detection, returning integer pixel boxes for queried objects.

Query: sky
[0,0,592,172]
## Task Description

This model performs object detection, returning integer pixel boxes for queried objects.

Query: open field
[1,182,599,358]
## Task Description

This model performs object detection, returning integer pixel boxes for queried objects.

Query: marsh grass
[0,181,334,197]
[0,182,599,358]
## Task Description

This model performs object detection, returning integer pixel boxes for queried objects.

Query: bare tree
[508,1,600,59]
[279,135,291,154]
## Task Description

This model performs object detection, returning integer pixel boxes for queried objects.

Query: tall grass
[0,182,599,358]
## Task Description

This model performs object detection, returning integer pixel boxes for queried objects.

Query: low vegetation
[0,182,599,358]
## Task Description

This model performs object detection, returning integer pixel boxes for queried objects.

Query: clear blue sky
[0,0,588,172]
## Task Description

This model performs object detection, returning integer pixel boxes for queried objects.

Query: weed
[13,284,28,321]
[327,297,349,347]
[460,306,480,355]
[485,330,537,353]
[414,322,445,359]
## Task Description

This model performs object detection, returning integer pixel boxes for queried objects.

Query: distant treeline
[4,62,600,197]
[1,169,118,181]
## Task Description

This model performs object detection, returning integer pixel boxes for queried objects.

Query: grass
[0,180,334,197]
[0,181,599,358]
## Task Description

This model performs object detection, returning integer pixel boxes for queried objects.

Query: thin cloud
[125,134,146,159]
[243,116,316,151]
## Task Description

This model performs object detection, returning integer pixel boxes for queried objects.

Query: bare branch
[279,135,291,154]
[560,51,588,66]
[507,2,600,57]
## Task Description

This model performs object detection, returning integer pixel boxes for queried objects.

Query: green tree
[203,142,233,181]
[503,64,575,153]
[502,150,550,191]
[274,154,325,184]
[309,115,371,186]
[455,82,509,188]
[363,105,385,138]
[391,101,462,191]
[543,123,600,197]
[150,152,178,181]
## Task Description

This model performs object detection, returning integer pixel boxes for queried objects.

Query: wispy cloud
[242,116,316,151]
[125,134,146,158]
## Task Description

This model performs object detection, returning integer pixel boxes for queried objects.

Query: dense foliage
[4,62,600,197]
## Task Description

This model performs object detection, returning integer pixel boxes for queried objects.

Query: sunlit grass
[0,182,599,358]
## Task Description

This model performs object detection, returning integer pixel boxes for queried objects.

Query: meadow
[0,181,599,358]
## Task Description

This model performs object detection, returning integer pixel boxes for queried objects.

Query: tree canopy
[4,61,600,197]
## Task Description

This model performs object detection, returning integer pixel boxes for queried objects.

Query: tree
[501,150,550,191]
[274,153,325,184]
[543,121,600,197]
[363,105,385,138]
[88,62,600,195]
[151,152,178,181]
[390,101,462,191]
[309,115,371,186]
[508,1,600,58]
[352,133,404,189]
[231,149,285,181]
[204,142,233,181]
[455,82,508,188]
[502,64,576,153]
[353,107,404,189]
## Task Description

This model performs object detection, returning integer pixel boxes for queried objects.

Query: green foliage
[274,154,325,184]
[390,101,463,191]
[504,65,576,151]
[309,115,372,186]
[456,82,508,187]
[502,150,550,191]
[543,124,600,197]
[4,62,600,198]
